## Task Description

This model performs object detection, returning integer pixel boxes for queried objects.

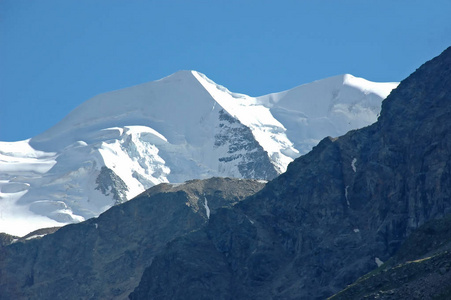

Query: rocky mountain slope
[0,72,397,236]
[0,178,265,300]
[129,47,451,299]
[330,213,451,299]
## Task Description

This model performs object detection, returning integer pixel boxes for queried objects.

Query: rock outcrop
[215,109,279,179]
[129,47,451,299]
[95,166,129,205]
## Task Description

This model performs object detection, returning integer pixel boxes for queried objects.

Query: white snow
[0,141,64,236]
[193,71,298,173]
[375,257,384,267]
[258,74,398,154]
[203,197,210,219]
[97,126,170,199]
[345,185,350,206]
[246,215,255,224]
[351,158,357,173]
[25,234,46,240]
[0,71,398,236]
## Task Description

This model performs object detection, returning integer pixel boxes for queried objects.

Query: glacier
[0,71,398,236]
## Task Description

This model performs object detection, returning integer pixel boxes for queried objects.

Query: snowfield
[0,71,398,236]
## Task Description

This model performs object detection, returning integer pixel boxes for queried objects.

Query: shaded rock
[96,166,129,204]
[215,109,279,179]
[329,214,451,300]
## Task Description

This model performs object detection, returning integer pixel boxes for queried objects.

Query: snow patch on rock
[375,257,384,267]
[203,197,210,219]
[351,158,357,173]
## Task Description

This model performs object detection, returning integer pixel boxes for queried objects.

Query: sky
[1,0,450,142]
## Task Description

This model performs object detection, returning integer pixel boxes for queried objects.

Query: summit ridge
[0,71,397,236]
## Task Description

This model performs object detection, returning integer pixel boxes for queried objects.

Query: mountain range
[0,71,397,236]
[0,46,449,299]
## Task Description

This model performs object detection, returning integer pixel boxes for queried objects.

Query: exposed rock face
[129,47,451,299]
[0,178,265,300]
[95,166,129,204]
[0,233,17,247]
[215,109,279,179]
[0,227,61,247]
[330,214,451,299]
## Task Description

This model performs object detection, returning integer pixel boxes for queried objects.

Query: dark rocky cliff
[0,178,265,300]
[129,47,451,299]
[329,213,451,299]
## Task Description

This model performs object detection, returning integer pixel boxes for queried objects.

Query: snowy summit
[0,71,398,236]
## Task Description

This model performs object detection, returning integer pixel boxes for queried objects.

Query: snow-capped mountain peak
[0,71,398,236]
[258,73,398,153]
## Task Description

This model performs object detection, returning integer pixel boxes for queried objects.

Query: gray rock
[330,214,451,299]
[95,166,129,204]
[215,109,279,180]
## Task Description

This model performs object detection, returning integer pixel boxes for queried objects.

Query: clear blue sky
[1,0,450,141]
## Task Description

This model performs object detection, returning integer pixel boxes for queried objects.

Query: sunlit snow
[203,197,210,219]
[375,257,384,267]
[345,185,350,207]
[0,71,398,236]
[351,158,357,173]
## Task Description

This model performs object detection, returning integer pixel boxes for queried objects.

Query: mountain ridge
[0,178,266,300]
[0,71,397,236]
